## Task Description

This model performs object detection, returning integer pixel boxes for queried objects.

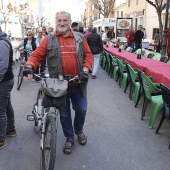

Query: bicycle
[27,75,79,170]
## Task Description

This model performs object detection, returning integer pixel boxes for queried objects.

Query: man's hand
[78,70,89,83]
[25,65,33,80]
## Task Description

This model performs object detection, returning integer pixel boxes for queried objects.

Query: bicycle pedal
[27,115,35,121]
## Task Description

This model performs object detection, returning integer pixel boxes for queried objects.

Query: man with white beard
[25,11,93,154]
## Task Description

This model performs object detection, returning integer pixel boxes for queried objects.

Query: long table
[104,46,170,88]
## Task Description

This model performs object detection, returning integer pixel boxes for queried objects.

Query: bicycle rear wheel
[41,115,56,170]
[17,66,24,90]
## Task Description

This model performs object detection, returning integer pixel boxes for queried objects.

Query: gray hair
[55,11,71,19]
[48,26,54,32]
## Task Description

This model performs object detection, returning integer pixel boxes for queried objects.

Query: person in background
[47,26,54,34]
[134,25,144,51]
[111,29,115,39]
[86,27,103,79]
[15,29,39,61]
[42,26,48,35]
[84,26,92,37]
[36,28,45,44]
[25,11,93,154]
[102,29,108,45]
[125,26,135,49]
[154,29,159,43]
[71,22,79,32]
[107,27,112,39]
[0,26,16,150]
[78,26,84,34]
[7,30,12,40]
[99,30,104,37]
[36,28,46,75]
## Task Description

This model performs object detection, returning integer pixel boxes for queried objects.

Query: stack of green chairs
[117,58,128,92]
[140,72,163,129]
[127,64,141,107]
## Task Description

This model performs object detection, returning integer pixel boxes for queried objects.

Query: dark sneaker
[63,140,74,154]
[0,141,7,150]
[76,132,87,145]
[6,130,17,137]
[92,75,96,79]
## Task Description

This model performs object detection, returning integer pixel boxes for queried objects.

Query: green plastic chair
[104,51,111,73]
[117,58,128,91]
[119,45,125,50]
[133,49,142,54]
[143,50,151,57]
[167,60,170,64]
[100,51,107,70]
[108,54,119,80]
[99,51,105,68]
[99,52,104,66]
[127,64,141,107]
[140,72,163,129]
[110,56,119,81]
[152,52,161,61]
[125,46,132,52]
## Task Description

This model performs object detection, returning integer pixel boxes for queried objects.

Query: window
[117,11,119,18]
[94,4,97,9]
[121,11,123,17]
[140,17,143,26]
[94,16,97,20]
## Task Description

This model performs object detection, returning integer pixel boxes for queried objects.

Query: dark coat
[86,33,103,55]
[134,30,144,43]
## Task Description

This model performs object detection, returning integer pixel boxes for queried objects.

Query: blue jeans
[0,78,15,142]
[92,54,100,76]
[127,43,134,49]
[59,85,87,141]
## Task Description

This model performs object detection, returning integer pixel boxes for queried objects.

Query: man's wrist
[83,67,89,73]
[25,64,33,69]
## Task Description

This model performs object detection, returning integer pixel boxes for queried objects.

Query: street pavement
[1,62,170,170]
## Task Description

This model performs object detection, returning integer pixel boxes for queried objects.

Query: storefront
[93,18,116,33]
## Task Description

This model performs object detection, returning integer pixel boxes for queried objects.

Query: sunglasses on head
[27,34,32,36]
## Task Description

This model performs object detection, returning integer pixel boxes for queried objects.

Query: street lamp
[161,0,170,60]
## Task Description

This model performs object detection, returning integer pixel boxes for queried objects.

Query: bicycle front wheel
[41,115,56,170]
[17,67,24,90]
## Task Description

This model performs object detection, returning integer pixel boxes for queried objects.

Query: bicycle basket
[41,78,68,108]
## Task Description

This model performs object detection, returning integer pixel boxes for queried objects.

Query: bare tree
[0,3,13,32]
[78,0,115,18]
[14,3,29,38]
[146,0,166,42]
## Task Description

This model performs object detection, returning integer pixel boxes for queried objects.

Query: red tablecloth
[104,46,170,88]
[144,66,170,87]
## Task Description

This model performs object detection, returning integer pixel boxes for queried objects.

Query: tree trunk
[157,11,163,43]
[4,21,7,33]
